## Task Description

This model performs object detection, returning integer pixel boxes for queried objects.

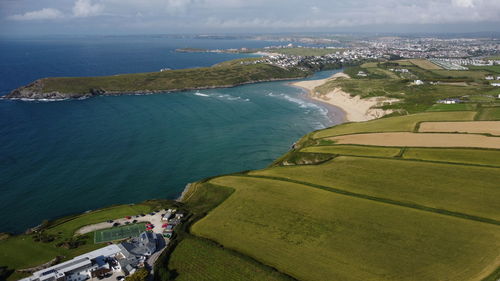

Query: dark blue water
[0,36,342,233]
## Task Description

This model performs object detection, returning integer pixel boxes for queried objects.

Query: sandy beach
[292,72,398,122]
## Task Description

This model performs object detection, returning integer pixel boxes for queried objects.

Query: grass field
[403,148,500,167]
[313,111,475,138]
[469,65,500,74]
[426,103,476,111]
[169,236,294,281]
[94,223,146,243]
[409,59,442,70]
[191,176,500,281]
[477,106,500,120]
[301,145,401,157]
[250,156,500,221]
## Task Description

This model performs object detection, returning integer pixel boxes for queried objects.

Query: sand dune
[292,72,398,122]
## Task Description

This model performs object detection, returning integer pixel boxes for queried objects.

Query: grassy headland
[4,58,311,100]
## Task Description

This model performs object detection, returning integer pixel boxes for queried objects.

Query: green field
[191,176,500,281]
[169,236,294,281]
[250,156,500,221]
[403,148,500,167]
[469,65,500,74]
[94,223,146,243]
[477,106,500,120]
[313,111,475,138]
[301,145,401,157]
[426,103,476,112]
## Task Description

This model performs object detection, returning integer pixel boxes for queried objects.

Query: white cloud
[9,8,64,21]
[73,0,104,17]
[452,0,476,8]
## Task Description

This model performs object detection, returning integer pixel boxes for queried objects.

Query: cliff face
[4,80,100,100]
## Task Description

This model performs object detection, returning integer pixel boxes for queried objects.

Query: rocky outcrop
[3,80,96,100]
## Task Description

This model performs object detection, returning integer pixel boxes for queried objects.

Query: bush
[126,268,149,281]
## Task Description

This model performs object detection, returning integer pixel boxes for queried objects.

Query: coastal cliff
[4,60,311,100]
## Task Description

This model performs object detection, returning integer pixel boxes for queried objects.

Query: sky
[1,0,500,36]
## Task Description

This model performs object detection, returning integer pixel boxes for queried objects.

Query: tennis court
[94,223,146,243]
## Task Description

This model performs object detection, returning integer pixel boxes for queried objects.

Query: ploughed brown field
[330,132,500,149]
[419,121,500,135]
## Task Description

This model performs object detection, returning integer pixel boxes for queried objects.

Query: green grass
[301,145,401,157]
[0,201,168,279]
[469,65,500,74]
[169,236,294,281]
[313,111,476,138]
[249,156,500,221]
[477,106,500,120]
[426,103,476,112]
[403,148,500,167]
[191,176,500,281]
[94,223,146,243]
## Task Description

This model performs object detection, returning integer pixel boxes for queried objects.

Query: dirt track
[419,121,500,136]
[330,132,500,149]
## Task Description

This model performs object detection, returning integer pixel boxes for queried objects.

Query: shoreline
[291,72,398,122]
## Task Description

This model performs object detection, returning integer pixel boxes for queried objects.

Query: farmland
[402,148,500,167]
[190,176,500,281]
[176,109,500,280]
[250,156,500,221]
[169,236,294,281]
[408,59,442,70]
[301,144,401,157]
[418,121,500,135]
[477,106,500,120]
[329,132,500,149]
[313,111,475,138]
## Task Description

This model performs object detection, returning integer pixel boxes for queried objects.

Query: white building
[414,80,424,85]
[20,245,122,281]
[491,83,500,87]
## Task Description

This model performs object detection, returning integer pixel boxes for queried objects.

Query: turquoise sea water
[0,36,342,233]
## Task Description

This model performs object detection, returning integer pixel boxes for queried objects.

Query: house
[20,245,122,281]
[119,232,157,257]
[437,98,461,104]
[357,71,367,77]
[485,75,494,80]
[414,80,424,85]
[492,83,500,87]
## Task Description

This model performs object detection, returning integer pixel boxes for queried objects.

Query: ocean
[0,36,343,234]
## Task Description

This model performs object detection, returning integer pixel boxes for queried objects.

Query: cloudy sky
[1,0,500,35]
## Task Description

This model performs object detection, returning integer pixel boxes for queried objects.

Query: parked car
[140,214,146,217]
[132,220,138,223]
[117,276,125,281]
[113,222,120,227]
[107,220,113,223]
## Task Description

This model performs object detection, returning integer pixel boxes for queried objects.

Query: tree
[126,268,149,281]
